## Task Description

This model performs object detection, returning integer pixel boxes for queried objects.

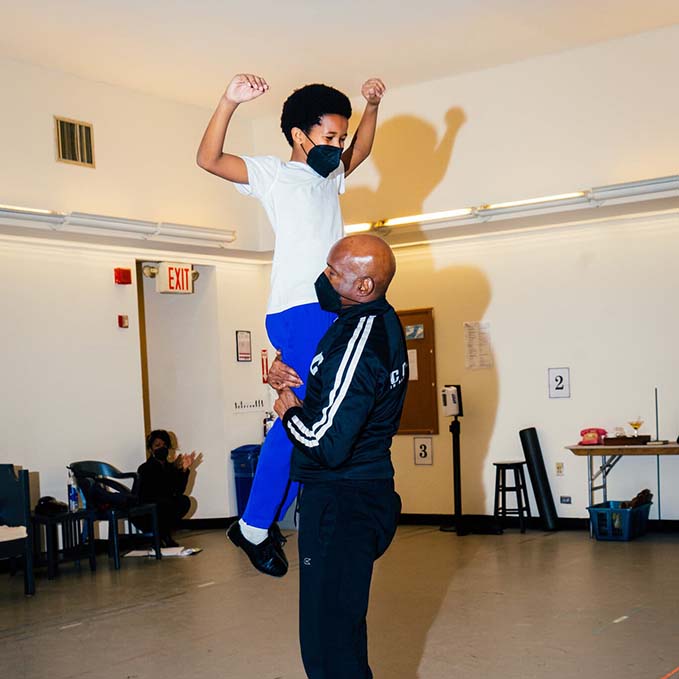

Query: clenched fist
[224,74,270,105]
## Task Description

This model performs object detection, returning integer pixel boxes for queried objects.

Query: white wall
[143,259,271,518]
[6,211,677,521]
[0,56,262,250]
[214,262,276,514]
[0,239,146,500]
[0,232,272,517]
[3,25,678,522]
[243,25,679,520]
[250,25,679,247]
[389,210,679,519]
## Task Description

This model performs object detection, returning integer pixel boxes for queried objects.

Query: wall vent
[54,116,95,168]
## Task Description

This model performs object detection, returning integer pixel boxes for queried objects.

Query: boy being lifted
[197,73,385,576]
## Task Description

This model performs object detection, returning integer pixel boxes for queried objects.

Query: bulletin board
[397,308,438,435]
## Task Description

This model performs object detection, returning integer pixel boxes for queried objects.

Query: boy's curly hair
[280,84,352,147]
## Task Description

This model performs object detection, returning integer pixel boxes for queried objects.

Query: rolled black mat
[520,427,558,531]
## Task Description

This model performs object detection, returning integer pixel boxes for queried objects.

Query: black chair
[0,464,35,595]
[68,461,162,569]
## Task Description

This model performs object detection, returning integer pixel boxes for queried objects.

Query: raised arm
[196,74,269,183]
[342,78,386,178]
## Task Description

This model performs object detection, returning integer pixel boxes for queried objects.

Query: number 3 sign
[414,437,433,465]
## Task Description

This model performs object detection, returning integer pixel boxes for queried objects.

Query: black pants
[298,479,401,679]
[133,495,190,538]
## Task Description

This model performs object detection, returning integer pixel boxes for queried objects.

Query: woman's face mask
[153,446,169,461]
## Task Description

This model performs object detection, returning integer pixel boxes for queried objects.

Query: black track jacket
[282,296,408,482]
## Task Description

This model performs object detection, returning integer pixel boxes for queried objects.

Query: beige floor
[1,526,678,679]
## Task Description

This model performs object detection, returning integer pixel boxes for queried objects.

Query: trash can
[230,444,261,517]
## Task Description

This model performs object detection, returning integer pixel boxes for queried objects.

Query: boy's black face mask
[303,132,342,178]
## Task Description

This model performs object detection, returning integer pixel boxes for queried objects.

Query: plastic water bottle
[263,411,276,438]
[67,470,79,512]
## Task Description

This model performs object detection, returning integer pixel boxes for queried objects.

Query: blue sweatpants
[242,302,336,529]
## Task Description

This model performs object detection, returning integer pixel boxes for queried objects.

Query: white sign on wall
[464,321,493,369]
[548,367,571,398]
[414,437,433,465]
[156,262,194,294]
[407,348,419,381]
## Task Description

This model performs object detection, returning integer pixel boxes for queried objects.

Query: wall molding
[0,207,248,255]
[0,228,270,267]
[2,176,678,260]
[390,203,679,258]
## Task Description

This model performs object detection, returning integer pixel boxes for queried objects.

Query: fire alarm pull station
[118,315,129,328]
[114,268,132,285]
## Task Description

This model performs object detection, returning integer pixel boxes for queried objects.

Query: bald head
[326,234,396,305]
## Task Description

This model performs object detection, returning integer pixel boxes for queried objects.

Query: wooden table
[566,444,679,519]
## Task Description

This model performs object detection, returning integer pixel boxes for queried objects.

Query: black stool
[493,461,532,533]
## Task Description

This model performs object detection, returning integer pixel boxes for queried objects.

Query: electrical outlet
[556,462,564,477]
[560,495,572,504]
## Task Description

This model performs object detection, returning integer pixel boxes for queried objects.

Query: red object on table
[579,428,607,445]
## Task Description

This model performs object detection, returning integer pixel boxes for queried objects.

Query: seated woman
[134,430,196,548]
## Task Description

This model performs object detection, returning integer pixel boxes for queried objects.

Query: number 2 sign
[548,367,571,399]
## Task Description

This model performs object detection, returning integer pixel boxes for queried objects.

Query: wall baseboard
[180,514,679,532]
[179,517,235,530]
[398,514,679,532]
[4,514,679,576]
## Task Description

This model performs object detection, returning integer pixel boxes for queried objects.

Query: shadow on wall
[341,108,467,224]
[392,261,498,516]
[343,106,499,516]
[173,430,202,519]
[342,108,499,677]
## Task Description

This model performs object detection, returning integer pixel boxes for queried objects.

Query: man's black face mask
[314,272,343,313]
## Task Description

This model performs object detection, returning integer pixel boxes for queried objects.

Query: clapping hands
[175,451,202,471]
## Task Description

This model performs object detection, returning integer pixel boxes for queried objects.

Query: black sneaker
[227,521,288,577]
[269,522,288,563]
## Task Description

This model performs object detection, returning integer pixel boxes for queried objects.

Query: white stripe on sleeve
[286,315,375,449]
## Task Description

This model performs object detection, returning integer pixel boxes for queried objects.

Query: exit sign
[156,262,194,294]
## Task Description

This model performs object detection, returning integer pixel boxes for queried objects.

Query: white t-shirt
[236,155,345,315]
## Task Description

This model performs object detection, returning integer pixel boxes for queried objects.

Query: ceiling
[1,1,678,116]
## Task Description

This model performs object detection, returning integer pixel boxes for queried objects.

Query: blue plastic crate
[587,501,652,541]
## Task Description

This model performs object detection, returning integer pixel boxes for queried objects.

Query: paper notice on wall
[407,349,418,381]
[405,324,424,340]
[464,321,493,370]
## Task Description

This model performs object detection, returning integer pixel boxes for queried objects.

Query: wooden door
[397,308,438,435]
